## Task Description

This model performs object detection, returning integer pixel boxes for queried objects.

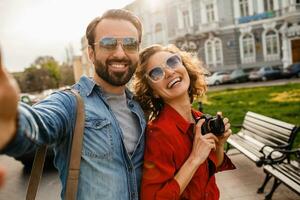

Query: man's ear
[88,46,95,64]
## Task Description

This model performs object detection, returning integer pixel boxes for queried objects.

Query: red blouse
[141,104,236,200]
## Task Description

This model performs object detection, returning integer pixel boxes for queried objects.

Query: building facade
[124,0,300,72]
[77,0,300,77]
[73,36,94,82]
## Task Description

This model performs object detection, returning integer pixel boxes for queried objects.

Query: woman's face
[145,51,190,104]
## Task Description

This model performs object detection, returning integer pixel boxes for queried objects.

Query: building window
[264,0,274,11]
[263,30,279,61]
[182,10,190,28]
[206,4,215,23]
[155,23,163,44]
[205,38,223,66]
[215,40,222,63]
[240,33,255,63]
[206,41,213,63]
[239,0,249,17]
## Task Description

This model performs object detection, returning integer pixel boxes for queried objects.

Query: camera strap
[26,89,85,200]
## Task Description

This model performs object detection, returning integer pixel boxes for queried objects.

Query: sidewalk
[216,150,299,200]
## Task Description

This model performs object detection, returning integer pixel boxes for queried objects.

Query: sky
[0,0,135,72]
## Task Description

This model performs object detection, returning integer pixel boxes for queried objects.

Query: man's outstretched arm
[0,49,77,155]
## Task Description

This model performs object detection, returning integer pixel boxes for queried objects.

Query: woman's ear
[153,91,160,99]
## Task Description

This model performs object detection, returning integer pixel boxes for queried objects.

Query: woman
[133,44,235,200]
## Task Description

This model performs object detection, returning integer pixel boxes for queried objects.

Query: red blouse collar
[161,104,202,134]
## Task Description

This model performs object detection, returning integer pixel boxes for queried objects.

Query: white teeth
[168,77,181,88]
[110,64,126,69]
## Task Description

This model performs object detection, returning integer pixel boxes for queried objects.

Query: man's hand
[0,48,19,149]
[0,166,5,187]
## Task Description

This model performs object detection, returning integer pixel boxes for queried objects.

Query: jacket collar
[77,76,133,100]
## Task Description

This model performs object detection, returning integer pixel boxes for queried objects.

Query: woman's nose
[164,66,175,79]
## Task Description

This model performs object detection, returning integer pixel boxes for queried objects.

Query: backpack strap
[26,89,85,200]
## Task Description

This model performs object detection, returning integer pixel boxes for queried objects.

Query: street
[208,77,300,91]
[0,155,60,200]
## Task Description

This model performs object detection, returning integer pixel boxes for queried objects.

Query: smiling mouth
[167,77,181,89]
[108,63,128,72]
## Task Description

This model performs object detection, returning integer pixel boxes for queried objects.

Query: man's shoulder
[71,76,96,97]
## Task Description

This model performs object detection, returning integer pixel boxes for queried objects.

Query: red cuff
[217,153,236,172]
[156,179,180,200]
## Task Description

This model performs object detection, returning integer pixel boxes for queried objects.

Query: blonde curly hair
[133,44,207,120]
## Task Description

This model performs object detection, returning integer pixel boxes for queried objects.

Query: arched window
[215,40,222,63]
[240,33,255,63]
[205,38,223,66]
[206,41,213,63]
[263,30,279,61]
[154,23,163,44]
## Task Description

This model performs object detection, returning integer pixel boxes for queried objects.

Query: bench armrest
[265,148,300,165]
[256,144,291,166]
[259,144,290,156]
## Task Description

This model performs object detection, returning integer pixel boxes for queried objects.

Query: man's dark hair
[86,9,142,49]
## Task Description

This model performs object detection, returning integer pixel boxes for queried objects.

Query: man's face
[89,19,139,86]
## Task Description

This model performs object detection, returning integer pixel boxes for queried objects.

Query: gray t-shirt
[104,92,140,155]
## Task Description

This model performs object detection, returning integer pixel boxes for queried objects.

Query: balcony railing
[167,27,194,40]
[238,11,275,24]
[198,21,220,33]
[237,4,300,24]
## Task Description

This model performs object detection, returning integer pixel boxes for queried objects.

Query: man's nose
[112,43,127,58]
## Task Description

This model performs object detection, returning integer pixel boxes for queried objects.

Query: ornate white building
[77,0,300,77]
[124,0,300,71]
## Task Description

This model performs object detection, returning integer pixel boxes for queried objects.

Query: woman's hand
[174,119,219,194]
[188,119,219,166]
[216,117,232,148]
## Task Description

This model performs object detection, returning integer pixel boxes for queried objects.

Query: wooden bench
[257,148,300,200]
[226,111,299,166]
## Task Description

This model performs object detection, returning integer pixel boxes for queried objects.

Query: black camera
[196,114,225,136]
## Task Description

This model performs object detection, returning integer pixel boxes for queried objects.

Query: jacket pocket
[82,118,114,160]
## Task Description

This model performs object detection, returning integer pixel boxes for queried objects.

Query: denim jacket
[3,76,146,200]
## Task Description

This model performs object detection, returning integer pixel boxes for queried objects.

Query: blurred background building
[74,0,300,80]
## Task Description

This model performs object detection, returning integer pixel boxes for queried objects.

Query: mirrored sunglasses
[146,54,182,82]
[94,37,139,52]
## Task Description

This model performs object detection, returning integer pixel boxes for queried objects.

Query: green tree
[59,64,75,86]
[34,56,61,88]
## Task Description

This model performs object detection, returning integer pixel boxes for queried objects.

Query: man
[0,9,146,199]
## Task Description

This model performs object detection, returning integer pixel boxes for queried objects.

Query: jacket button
[131,193,136,199]
[128,102,134,108]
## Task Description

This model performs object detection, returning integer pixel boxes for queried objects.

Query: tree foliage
[14,56,75,93]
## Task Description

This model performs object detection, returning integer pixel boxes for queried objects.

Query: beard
[94,57,137,86]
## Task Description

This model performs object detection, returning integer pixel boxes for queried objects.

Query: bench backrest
[241,111,298,148]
